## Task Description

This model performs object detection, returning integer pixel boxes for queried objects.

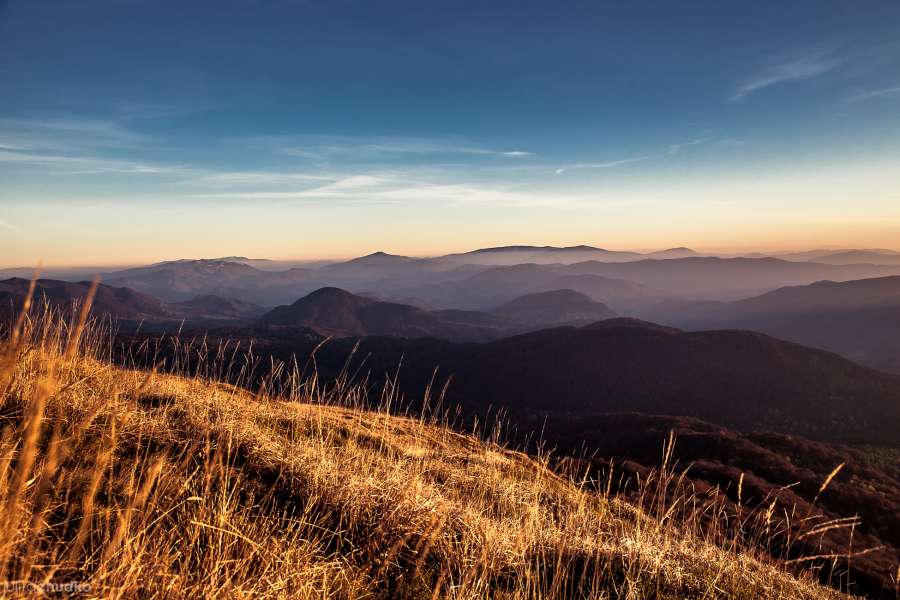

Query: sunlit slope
[0,326,848,599]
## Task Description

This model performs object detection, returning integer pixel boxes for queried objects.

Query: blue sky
[2,0,900,265]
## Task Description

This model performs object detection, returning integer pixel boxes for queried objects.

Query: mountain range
[437,245,652,265]
[0,278,166,320]
[0,278,266,330]
[646,276,900,373]
[9,245,900,307]
[166,254,900,306]
[255,286,615,340]
[8,245,900,373]
[104,259,315,304]
[776,249,900,265]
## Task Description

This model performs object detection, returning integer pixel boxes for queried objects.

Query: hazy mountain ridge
[104,260,315,304]
[12,246,900,309]
[491,289,616,326]
[11,248,900,371]
[0,278,167,320]
[394,256,900,311]
[255,287,619,340]
[777,249,900,265]
[555,257,900,299]
[0,278,267,329]
[648,276,900,373]
[436,245,647,265]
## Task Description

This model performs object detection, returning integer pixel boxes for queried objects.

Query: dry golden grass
[0,300,852,598]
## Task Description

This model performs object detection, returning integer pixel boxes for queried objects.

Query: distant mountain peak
[646,247,700,258]
[298,286,362,300]
[340,252,414,266]
[153,256,261,266]
[146,258,260,270]
[564,244,603,251]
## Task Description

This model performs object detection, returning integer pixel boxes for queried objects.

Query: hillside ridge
[0,311,851,599]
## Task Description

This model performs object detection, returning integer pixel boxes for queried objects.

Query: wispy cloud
[189,171,609,209]
[261,135,532,162]
[0,115,177,175]
[554,132,713,176]
[554,156,649,175]
[0,148,185,175]
[189,174,396,202]
[845,85,900,103]
[730,48,843,102]
[0,147,334,187]
[667,136,710,155]
[187,171,334,186]
[0,116,152,151]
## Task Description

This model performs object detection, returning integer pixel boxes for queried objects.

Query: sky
[2,0,900,267]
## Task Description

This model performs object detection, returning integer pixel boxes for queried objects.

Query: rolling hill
[259,319,900,446]
[257,287,627,341]
[779,250,900,265]
[105,259,315,304]
[255,287,510,341]
[491,289,616,326]
[0,279,270,332]
[648,276,900,373]
[729,276,900,313]
[437,245,709,265]
[436,245,646,265]
[559,257,900,299]
[0,277,167,320]
[403,264,666,312]
[644,246,703,259]
[330,251,417,267]
[403,256,900,311]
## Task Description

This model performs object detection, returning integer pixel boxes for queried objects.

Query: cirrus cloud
[730,48,843,102]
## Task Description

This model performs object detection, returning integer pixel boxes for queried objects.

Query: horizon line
[2,244,899,271]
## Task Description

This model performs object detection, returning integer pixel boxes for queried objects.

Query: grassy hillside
[0,305,853,597]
